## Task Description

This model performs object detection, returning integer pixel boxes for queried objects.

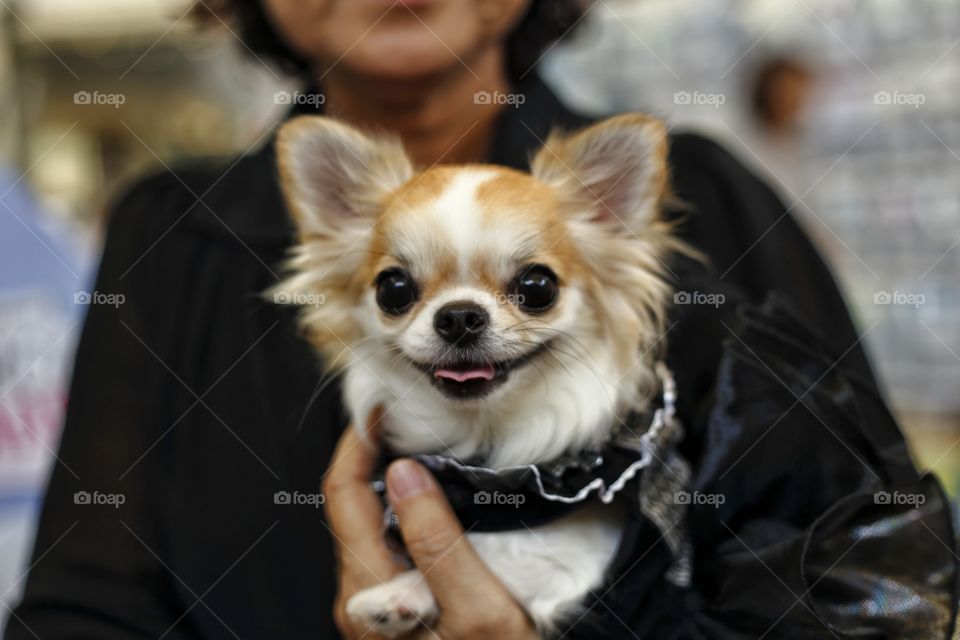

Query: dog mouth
[412,341,552,400]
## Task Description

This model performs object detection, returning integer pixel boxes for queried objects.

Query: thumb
[386,459,498,606]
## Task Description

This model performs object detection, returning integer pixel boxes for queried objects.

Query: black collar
[180,74,593,246]
[376,365,687,540]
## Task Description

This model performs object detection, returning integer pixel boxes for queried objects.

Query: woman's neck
[319,46,511,167]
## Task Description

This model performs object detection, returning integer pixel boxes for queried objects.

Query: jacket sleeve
[678,300,958,639]
[4,177,192,639]
[560,297,957,640]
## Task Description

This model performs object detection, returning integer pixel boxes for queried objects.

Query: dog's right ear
[530,113,668,232]
[277,116,413,239]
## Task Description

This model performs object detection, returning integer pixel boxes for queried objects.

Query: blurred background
[1,0,958,625]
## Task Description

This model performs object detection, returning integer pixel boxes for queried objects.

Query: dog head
[275,114,675,464]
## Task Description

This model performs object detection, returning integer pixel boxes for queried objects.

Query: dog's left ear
[277,116,414,240]
[531,113,668,230]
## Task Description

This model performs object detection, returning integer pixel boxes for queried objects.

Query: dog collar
[373,364,691,570]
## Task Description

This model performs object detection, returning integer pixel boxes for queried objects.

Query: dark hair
[750,56,812,126]
[192,1,586,82]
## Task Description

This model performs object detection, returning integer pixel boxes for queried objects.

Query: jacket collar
[182,73,592,247]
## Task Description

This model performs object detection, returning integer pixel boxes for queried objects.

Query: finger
[386,459,503,608]
[323,408,398,582]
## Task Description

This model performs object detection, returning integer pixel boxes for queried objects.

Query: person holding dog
[7,2,956,639]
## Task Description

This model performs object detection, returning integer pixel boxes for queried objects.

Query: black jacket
[8,75,956,639]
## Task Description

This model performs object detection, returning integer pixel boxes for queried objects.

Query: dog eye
[375,268,418,315]
[510,264,559,314]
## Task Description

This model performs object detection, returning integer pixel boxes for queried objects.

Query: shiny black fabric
[564,297,959,639]
[7,74,957,639]
[374,406,661,536]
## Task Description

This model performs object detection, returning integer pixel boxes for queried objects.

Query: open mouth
[412,341,552,400]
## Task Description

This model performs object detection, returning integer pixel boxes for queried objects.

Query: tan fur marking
[474,168,587,284]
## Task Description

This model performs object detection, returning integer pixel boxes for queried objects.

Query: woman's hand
[322,413,538,639]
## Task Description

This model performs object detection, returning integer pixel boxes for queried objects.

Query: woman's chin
[340,36,478,81]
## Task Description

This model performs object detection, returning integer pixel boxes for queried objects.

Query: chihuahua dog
[275,113,676,636]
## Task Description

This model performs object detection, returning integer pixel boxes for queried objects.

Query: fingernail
[387,459,434,501]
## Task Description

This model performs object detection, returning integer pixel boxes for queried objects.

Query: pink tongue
[434,365,495,382]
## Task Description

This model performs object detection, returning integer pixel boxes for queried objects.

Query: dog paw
[345,571,438,638]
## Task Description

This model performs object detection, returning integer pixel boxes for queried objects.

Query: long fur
[273,113,678,637]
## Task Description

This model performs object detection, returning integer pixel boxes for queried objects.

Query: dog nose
[434,302,489,345]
